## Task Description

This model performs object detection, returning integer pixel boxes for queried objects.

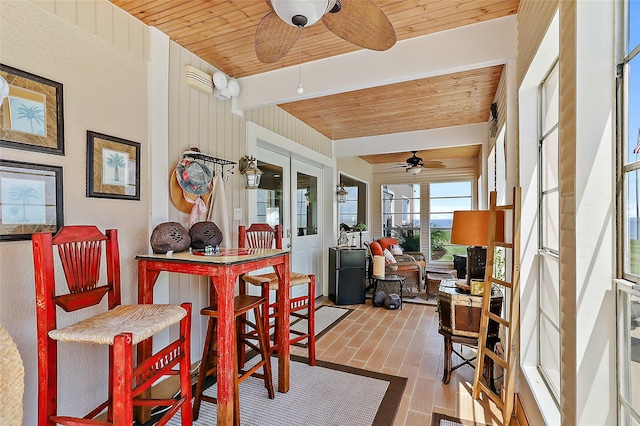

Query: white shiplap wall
[165,42,333,358]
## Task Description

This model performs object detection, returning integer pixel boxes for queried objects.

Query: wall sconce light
[336,183,348,203]
[213,70,240,101]
[239,155,262,189]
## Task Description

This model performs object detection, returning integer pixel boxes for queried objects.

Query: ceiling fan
[255,0,396,63]
[384,151,446,175]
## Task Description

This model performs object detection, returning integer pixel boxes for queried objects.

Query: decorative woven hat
[169,156,213,214]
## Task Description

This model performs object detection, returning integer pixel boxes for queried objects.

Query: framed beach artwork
[86,131,140,200]
[0,160,64,241]
[0,64,65,155]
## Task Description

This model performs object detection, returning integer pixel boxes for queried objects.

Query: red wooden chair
[238,224,316,366]
[32,225,193,426]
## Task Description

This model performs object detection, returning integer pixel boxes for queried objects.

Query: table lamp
[450,210,504,288]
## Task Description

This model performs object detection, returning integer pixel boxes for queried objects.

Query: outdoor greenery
[392,223,420,252]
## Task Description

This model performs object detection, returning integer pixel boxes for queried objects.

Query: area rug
[431,412,486,426]
[166,355,407,426]
[291,304,352,347]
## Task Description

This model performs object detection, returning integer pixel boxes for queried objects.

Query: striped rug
[166,355,406,426]
[290,304,352,347]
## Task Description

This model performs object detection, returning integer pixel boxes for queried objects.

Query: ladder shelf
[472,187,521,424]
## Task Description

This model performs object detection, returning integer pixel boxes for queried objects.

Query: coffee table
[372,274,405,309]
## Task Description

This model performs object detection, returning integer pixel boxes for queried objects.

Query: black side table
[372,274,405,309]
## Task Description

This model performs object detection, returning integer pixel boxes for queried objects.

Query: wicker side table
[426,273,455,299]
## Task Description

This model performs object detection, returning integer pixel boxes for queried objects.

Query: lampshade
[336,183,348,203]
[272,0,329,27]
[450,210,504,247]
[406,165,422,175]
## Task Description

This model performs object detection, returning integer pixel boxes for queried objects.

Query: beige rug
[290,304,353,347]
[162,355,407,426]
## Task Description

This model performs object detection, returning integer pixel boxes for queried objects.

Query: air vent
[184,65,213,94]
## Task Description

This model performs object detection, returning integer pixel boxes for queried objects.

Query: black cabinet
[328,248,366,305]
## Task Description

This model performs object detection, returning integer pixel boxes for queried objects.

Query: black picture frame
[0,159,64,241]
[0,64,65,155]
[86,131,141,200]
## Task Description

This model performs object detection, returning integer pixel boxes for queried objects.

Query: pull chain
[297,41,304,94]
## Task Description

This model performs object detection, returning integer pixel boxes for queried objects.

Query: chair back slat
[33,225,119,316]
[57,240,102,294]
[239,224,282,249]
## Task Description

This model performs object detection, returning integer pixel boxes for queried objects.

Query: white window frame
[538,59,561,403]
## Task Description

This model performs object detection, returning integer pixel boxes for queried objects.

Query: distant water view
[430,218,453,229]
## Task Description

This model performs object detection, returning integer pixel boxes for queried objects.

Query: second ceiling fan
[254,0,396,63]
[384,151,446,175]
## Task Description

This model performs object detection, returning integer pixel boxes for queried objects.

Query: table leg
[399,280,403,310]
[273,257,290,393]
[442,334,452,384]
[136,262,160,424]
[213,270,237,425]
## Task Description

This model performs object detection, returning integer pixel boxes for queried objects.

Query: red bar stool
[32,225,192,426]
[238,224,316,365]
[193,294,274,423]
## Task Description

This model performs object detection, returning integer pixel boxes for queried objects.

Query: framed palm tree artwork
[0,159,64,241]
[86,131,140,200]
[0,64,65,155]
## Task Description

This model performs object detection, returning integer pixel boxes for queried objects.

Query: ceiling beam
[233,15,517,112]
[333,123,488,158]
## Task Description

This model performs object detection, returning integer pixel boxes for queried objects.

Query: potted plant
[353,223,368,232]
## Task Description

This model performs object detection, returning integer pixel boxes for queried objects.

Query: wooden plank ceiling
[110,0,519,163]
[279,65,504,141]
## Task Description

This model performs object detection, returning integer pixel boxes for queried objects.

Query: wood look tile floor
[290,298,517,426]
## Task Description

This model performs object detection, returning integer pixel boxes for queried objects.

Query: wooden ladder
[472,187,521,424]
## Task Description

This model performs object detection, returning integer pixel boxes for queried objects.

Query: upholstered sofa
[367,237,426,296]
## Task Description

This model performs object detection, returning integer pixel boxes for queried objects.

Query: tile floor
[290,297,517,426]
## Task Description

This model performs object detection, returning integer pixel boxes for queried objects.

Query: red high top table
[136,248,291,425]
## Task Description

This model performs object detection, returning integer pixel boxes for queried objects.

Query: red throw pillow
[377,237,398,251]
[369,241,384,256]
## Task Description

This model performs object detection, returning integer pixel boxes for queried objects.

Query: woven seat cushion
[48,304,187,345]
[242,271,311,290]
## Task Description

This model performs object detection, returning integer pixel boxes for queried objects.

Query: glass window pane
[382,184,420,250]
[626,170,640,276]
[430,197,473,213]
[628,60,640,163]
[542,192,559,251]
[539,255,560,325]
[296,172,317,236]
[339,175,367,230]
[542,129,559,191]
[256,161,283,227]
[430,181,472,198]
[541,64,559,135]
[618,289,640,423]
[629,0,640,54]
[428,181,472,262]
[539,316,561,399]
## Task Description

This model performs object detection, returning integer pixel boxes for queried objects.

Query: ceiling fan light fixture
[407,165,422,175]
[272,0,330,28]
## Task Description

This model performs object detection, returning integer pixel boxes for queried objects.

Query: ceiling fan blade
[255,10,303,63]
[422,161,446,169]
[322,0,396,51]
[381,164,407,171]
